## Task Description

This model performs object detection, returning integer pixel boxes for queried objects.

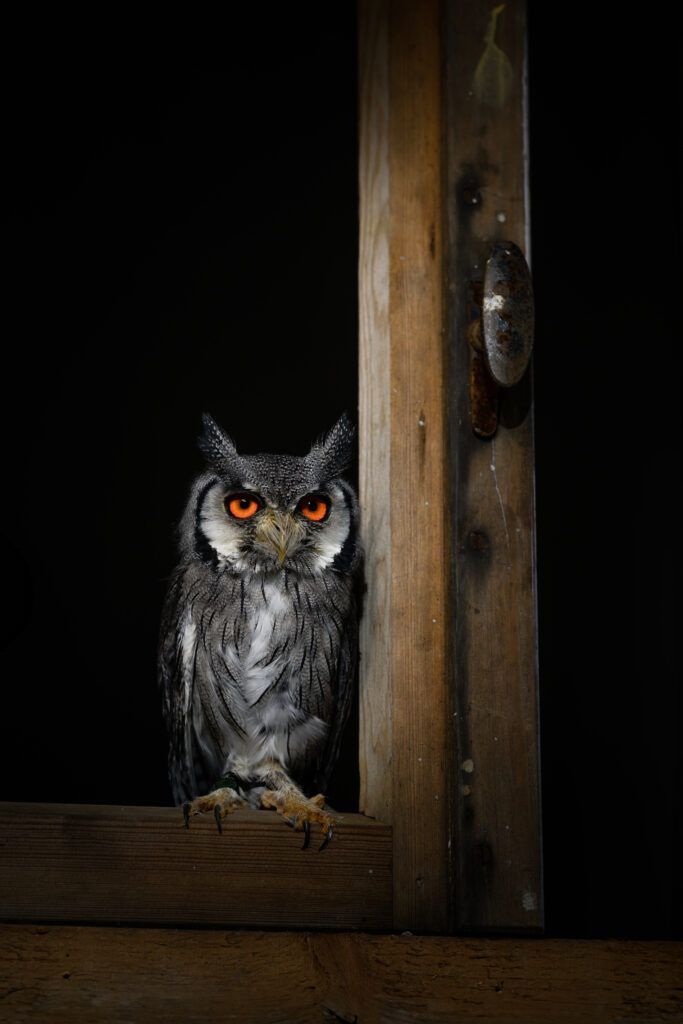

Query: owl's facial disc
[196,476,352,574]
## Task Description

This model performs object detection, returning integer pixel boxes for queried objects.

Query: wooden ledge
[0,802,392,931]
[1,925,681,1023]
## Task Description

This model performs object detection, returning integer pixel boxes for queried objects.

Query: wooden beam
[388,0,452,935]
[358,0,392,827]
[2,925,681,1022]
[446,0,542,932]
[0,803,391,931]
[359,0,453,933]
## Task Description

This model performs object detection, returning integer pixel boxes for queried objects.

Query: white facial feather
[198,484,245,565]
[309,483,350,569]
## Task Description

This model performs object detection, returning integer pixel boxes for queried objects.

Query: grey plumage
[158,413,362,827]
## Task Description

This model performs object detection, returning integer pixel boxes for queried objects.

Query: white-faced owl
[158,413,362,848]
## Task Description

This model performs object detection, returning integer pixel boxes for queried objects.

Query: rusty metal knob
[481,242,534,387]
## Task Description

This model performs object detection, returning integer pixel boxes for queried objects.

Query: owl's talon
[319,824,334,852]
[183,802,191,828]
[214,804,223,834]
[301,819,311,850]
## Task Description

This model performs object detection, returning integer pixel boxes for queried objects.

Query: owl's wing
[310,589,360,796]
[158,567,201,805]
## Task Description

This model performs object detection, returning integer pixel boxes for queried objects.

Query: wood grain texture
[358,0,453,933]
[387,0,452,932]
[0,803,391,931]
[2,925,681,1023]
[358,0,392,826]
[446,0,542,932]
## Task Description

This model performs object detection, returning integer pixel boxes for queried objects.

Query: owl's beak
[255,510,305,566]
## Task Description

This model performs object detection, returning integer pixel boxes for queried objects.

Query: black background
[2,7,680,938]
[529,5,681,939]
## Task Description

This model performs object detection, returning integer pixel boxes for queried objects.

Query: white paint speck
[522,890,538,912]
[490,438,511,551]
[462,759,474,774]
[496,211,507,223]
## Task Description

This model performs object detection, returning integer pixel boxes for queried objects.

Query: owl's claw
[319,824,334,852]
[259,785,336,850]
[181,786,247,829]
[301,819,311,850]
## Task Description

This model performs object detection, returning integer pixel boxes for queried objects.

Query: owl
[158,412,362,849]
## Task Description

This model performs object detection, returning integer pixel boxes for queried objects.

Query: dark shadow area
[1,15,359,811]
[528,2,681,938]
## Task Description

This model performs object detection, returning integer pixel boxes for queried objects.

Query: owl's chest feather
[192,573,339,739]
[228,580,292,711]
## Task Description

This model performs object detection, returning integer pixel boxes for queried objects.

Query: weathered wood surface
[0,803,391,931]
[358,0,392,828]
[1,925,681,1023]
[358,0,453,933]
[387,0,452,936]
[446,0,542,932]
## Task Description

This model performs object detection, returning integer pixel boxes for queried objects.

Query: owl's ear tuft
[198,413,240,476]
[315,412,357,479]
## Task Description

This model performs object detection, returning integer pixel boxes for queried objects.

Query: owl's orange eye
[299,495,329,522]
[226,494,260,519]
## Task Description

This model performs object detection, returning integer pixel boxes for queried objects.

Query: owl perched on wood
[158,413,362,849]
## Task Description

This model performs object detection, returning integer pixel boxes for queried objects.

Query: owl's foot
[259,787,335,851]
[182,783,247,833]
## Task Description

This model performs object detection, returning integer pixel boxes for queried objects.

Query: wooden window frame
[0,0,541,938]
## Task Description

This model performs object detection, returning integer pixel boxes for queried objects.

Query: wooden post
[446,0,542,932]
[358,0,393,830]
[359,0,541,933]
[359,0,453,933]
